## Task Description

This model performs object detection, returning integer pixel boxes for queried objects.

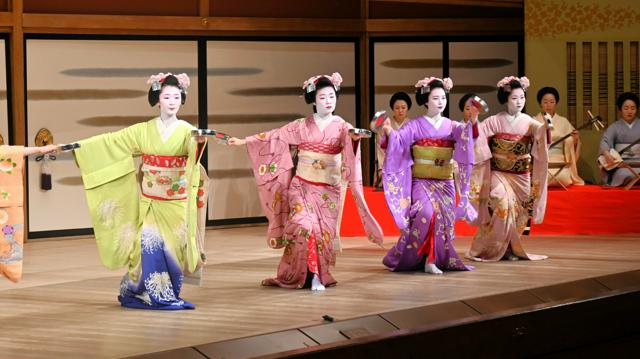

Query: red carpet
[340,186,640,237]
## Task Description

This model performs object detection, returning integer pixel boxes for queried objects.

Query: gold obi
[141,154,188,200]
[489,133,533,174]
[411,138,455,180]
[296,149,342,186]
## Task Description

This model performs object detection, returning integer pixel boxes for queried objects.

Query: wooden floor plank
[1,227,639,358]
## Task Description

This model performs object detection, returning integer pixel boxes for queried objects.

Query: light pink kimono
[246,116,383,288]
[467,112,549,261]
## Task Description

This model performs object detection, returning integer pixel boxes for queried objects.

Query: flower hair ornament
[302,72,343,93]
[497,76,530,92]
[146,72,191,94]
[415,77,453,94]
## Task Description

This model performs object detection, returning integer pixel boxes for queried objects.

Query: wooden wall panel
[597,42,608,124]
[582,42,592,124]
[632,42,639,96]
[23,0,199,16]
[614,41,623,102]
[566,42,576,127]
[369,2,522,18]
[210,0,361,19]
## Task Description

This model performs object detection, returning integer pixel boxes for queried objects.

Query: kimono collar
[504,111,524,125]
[156,118,181,142]
[622,117,638,129]
[424,113,444,130]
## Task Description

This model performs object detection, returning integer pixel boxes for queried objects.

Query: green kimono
[74,118,208,309]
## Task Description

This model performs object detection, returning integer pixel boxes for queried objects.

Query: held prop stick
[58,143,80,152]
[348,128,373,138]
[191,129,232,145]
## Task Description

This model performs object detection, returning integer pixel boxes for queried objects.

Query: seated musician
[599,92,640,187]
[534,87,584,187]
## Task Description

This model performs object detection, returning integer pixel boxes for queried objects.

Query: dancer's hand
[571,129,579,141]
[40,144,59,154]
[602,150,615,165]
[382,118,392,136]
[228,137,246,146]
[193,135,207,143]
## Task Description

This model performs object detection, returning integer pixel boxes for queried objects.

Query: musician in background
[534,87,585,187]
[371,92,411,188]
[599,92,640,187]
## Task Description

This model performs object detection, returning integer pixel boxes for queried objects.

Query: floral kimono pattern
[0,146,25,282]
[467,112,548,261]
[74,118,209,309]
[381,117,476,272]
[246,116,383,288]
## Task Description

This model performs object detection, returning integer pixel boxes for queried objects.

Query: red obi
[414,138,455,148]
[142,154,188,168]
[141,154,188,201]
[297,142,343,155]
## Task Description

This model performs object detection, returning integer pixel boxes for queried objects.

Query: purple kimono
[381,116,476,271]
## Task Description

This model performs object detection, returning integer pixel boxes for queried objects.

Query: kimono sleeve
[73,123,144,270]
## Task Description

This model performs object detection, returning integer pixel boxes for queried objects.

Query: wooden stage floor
[1,226,639,358]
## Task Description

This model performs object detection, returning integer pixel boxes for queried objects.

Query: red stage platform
[340,185,640,237]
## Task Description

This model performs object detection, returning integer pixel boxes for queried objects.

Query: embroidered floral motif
[141,227,163,254]
[97,200,122,227]
[399,197,410,209]
[175,222,189,248]
[0,157,17,174]
[269,162,278,174]
[312,159,326,170]
[1,190,9,201]
[197,182,206,208]
[144,272,176,301]
[116,222,136,257]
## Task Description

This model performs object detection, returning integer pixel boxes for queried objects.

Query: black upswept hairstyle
[389,91,412,110]
[497,79,525,105]
[536,86,560,104]
[303,76,339,113]
[458,93,477,112]
[415,79,447,107]
[148,74,187,107]
[616,92,639,111]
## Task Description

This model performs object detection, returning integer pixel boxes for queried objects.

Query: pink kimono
[246,116,383,288]
[467,112,549,261]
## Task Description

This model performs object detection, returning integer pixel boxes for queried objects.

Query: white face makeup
[314,86,337,116]
[507,88,526,115]
[158,85,182,118]
[426,87,447,117]
[621,99,638,123]
[540,93,557,116]
[392,100,409,123]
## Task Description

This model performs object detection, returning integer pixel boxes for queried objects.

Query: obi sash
[489,133,533,174]
[141,154,188,200]
[295,143,343,186]
[411,138,455,180]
